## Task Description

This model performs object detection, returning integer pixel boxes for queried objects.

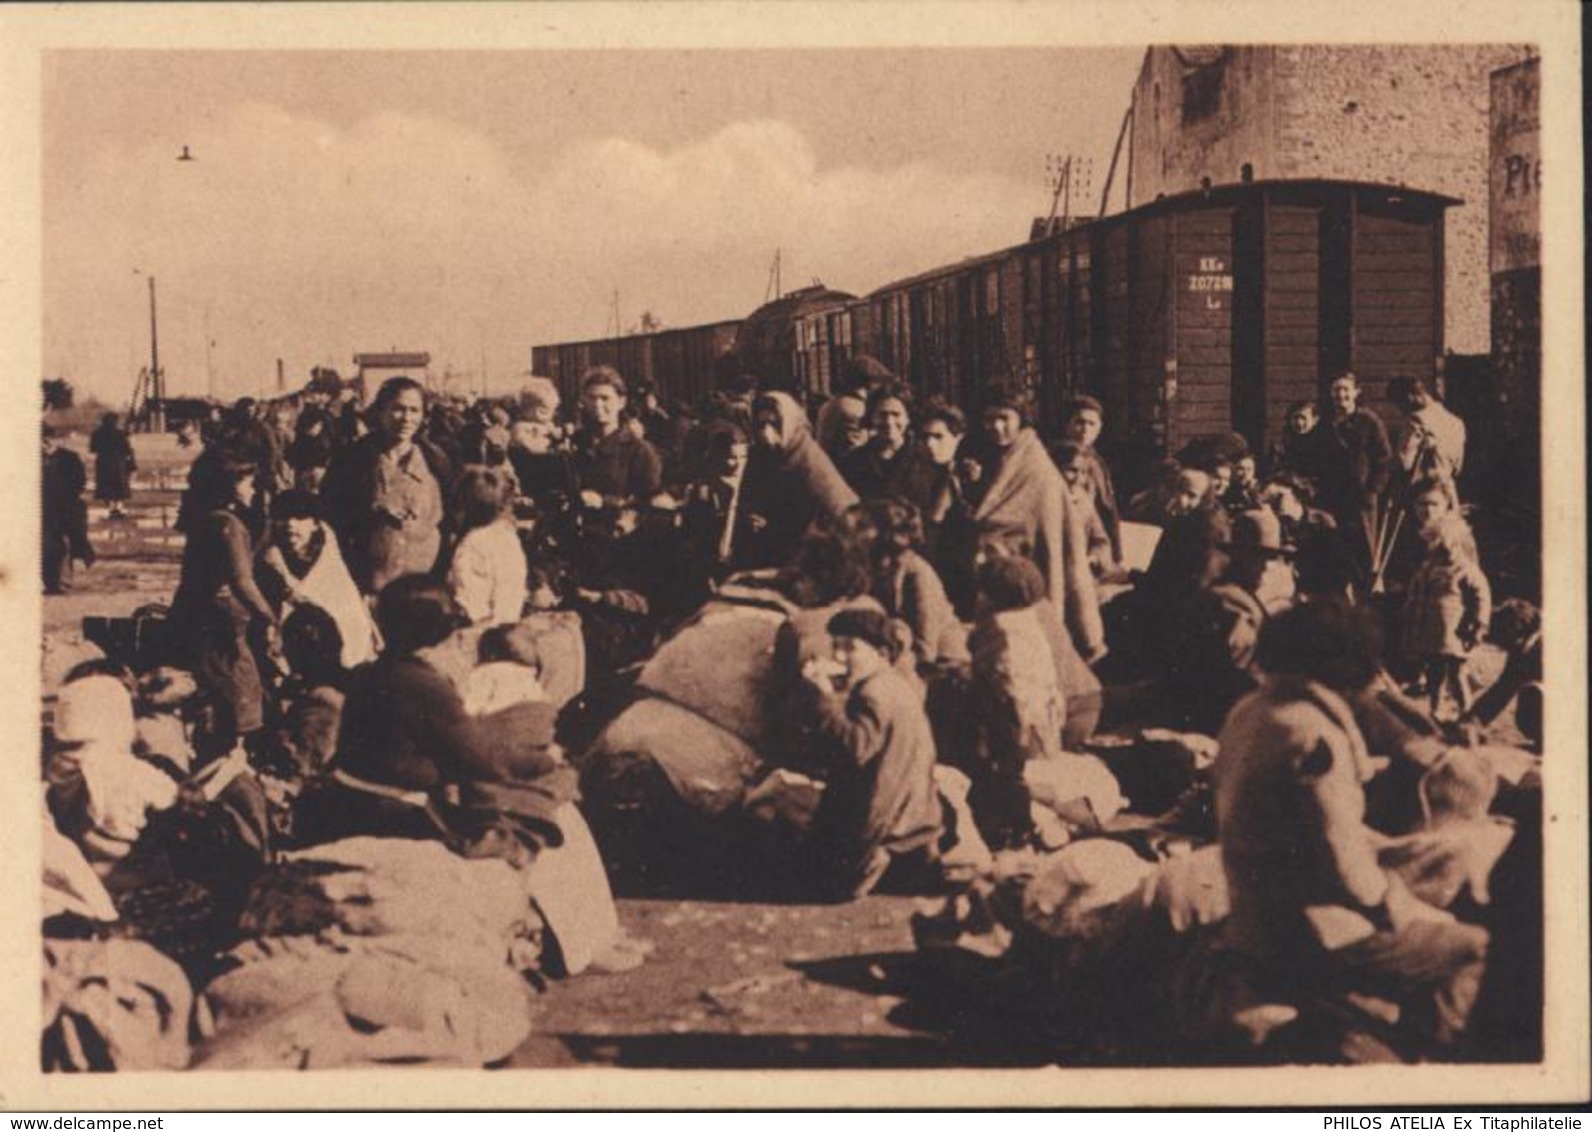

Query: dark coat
[287,408,336,474]
[1325,409,1392,516]
[837,439,940,514]
[90,424,136,502]
[335,652,516,793]
[572,428,663,505]
[42,448,88,535]
[169,507,274,734]
[1079,447,1122,562]
[1270,425,1337,496]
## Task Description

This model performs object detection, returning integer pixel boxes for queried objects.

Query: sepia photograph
[2,0,1585,1112]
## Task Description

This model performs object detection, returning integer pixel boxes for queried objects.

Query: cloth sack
[584,696,763,816]
[43,939,194,1071]
[196,933,532,1069]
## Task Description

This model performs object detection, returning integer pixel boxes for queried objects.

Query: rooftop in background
[354,352,431,370]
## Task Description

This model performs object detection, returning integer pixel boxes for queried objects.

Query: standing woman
[837,382,937,514]
[167,453,277,743]
[322,376,455,596]
[90,412,137,520]
[735,391,860,571]
[968,381,1104,664]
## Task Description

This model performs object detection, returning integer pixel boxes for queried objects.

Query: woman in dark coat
[167,453,277,742]
[297,576,564,846]
[836,383,939,514]
[89,412,136,518]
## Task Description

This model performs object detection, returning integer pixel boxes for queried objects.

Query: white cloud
[46,105,1040,402]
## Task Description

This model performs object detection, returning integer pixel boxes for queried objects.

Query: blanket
[972,429,1104,659]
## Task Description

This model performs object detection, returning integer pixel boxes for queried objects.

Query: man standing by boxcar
[1323,372,1393,585]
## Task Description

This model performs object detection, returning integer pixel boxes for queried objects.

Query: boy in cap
[800,607,943,899]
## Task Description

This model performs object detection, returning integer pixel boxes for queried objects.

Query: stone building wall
[1126,44,1535,355]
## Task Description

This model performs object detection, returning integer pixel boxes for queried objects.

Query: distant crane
[128,275,165,433]
[764,248,783,303]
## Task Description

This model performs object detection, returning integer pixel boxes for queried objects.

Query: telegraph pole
[147,275,165,431]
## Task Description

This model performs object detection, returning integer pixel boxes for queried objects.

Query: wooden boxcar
[819,179,1454,477]
[530,319,741,408]
[733,284,857,395]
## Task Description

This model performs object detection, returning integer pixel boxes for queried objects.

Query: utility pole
[1044,155,1070,234]
[147,276,164,431]
[205,303,216,400]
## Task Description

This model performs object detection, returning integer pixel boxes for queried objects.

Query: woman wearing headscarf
[968,381,1104,664]
[734,391,859,570]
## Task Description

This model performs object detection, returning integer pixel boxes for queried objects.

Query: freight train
[532,178,1455,473]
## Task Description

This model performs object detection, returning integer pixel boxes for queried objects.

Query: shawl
[260,520,382,668]
[739,392,859,564]
[971,429,1104,658]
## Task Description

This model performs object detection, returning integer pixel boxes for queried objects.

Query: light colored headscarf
[54,676,178,853]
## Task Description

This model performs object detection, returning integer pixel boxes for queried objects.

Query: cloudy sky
[43,48,1142,403]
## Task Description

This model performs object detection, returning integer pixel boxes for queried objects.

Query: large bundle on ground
[582,589,902,890]
[44,939,196,1072]
[193,837,540,1069]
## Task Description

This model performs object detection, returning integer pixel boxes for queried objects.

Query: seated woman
[265,604,350,783]
[1462,598,1542,749]
[295,576,512,844]
[1110,467,1231,681]
[965,557,1067,850]
[837,382,938,515]
[1215,601,1489,1057]
[1259,473,1356,603]
[296,576,639,974]
[256,489,381,670]
[860,497,967,670]
[446,464,529,628]
[46,671,181,877]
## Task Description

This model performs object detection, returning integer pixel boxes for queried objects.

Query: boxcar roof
[865,178,1461,300]
[532,318,743,353]
[863,246,1015,297]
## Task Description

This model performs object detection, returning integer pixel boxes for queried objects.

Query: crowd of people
[39,353,1543,1065]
